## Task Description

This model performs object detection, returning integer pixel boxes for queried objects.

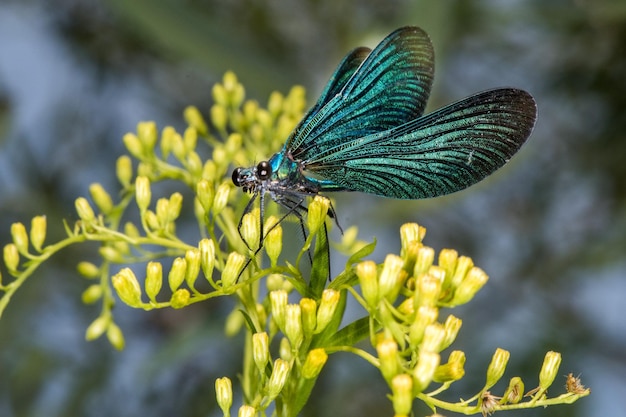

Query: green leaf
[346,239,377,267]
[324,316,371,348]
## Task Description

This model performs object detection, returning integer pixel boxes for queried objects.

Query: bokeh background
[1,1,625,416]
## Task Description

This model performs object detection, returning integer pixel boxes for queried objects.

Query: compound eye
[257,161,271,180]
[231,167,243,186]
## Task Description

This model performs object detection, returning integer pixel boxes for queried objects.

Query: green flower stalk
[0,71,589,417]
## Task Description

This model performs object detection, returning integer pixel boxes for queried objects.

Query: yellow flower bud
[240,208,260,250]
[124,221,140,238]
[265,217,283,266]
[155,198,169,228]
[377,339,400,381]
[391,374,413,417]
[116,155,133,187]
[212,83,228,107]
[81,284,103,304]
[160,126,176,158]
[89,183,114,215]
[122,132,142,158]
[171,131,186,161]
[306,196,329,236]
[485,348,510,389]
[99,246,122,263]
[421,323,446,353]
[433,350,466,383]
[414,246,435,277]
[213,182,230,215]
[199,238,216,284]
[135,176,151,212]
[270,290,288,331]
[252,332,270,373]
[438,249,458,284]
[137,121,157,152]
[168,257,187,292]
[106,322,125,350]
[300,298,317,337]
[85,316,109,341]
[450,256,474,289]
[413,351,440,393]
[268,90,283,115]
[302,348,328,379]
[210,104,228,132]
[30,215,47,252]
[238,405,255,417]
[170,288,190,309]
[452,267,489,305]
[538,351,561,391]
[440,315,462,351]
[285,304,303,349]
[183,106,208,136]
[267,359,290,400]
[225,133,242,156]
[10,222,29,255]
[408,306,438,347]
[145,261,163,302]
[379,254,405,302]
[196,179,214,213]
[315,289,340,334]
[185,249,201,289]
[230,83,245,108]
[222,252,246,289]
[77,261,99,279]
[186,151,203,177]
[279,337,292,362]
[415,272,442,308]
[285,85,306,116]
[168,192,183,221]
[215,377,233,415]
[221,307,242,337]
[356,260,379,309]
[144,210,159,231]
[400,223,425,254]
[112,268,142,306]
[222,71,238,92]
[75,197,95,223]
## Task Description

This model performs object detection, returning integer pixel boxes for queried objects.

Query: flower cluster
[0,72,589,417]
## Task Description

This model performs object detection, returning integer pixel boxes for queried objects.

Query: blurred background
[1,1,625,416]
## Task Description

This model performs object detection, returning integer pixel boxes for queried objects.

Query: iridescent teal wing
[295,46,371,129]
[286,26,434,159]
[305,88,537,199]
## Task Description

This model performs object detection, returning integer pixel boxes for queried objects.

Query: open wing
[295,46,371,130]
[305,88,537,199]
[286,26,435,161]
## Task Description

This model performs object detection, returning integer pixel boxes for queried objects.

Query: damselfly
[232,26,536,266]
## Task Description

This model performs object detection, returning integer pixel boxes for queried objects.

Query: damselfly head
[232,161,272,193]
